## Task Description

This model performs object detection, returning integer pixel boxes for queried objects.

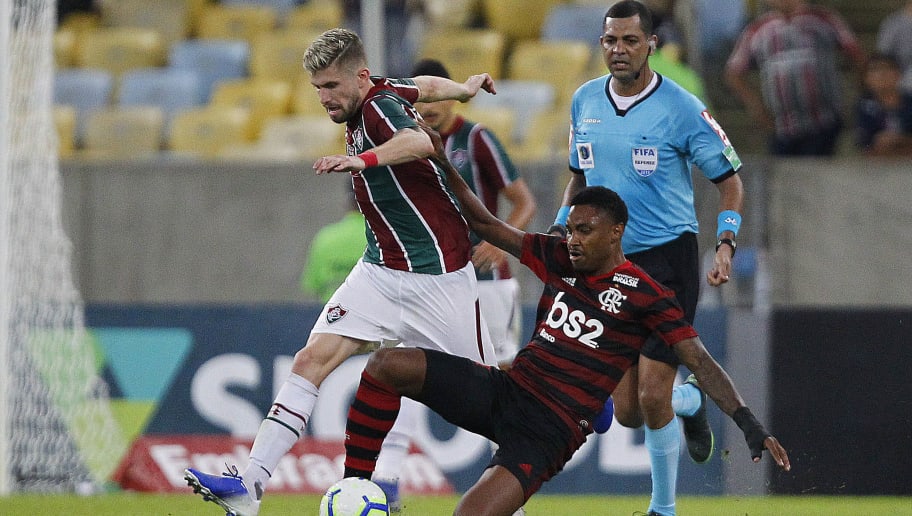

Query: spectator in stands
[855,53,912,157]
[724,0,866,156]
[876,0,912,92]
[299,185,366,303]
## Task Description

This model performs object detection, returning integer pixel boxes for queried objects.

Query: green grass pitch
[2,493,910,515]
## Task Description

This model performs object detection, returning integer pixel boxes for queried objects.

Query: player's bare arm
[707,173,744,286]
[413,73,496,103]
[418,121,524,257]
[674,336,791,472]
[314,127,433,174]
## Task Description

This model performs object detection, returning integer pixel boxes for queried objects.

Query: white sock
[373,397,419,482]
[244,373,319,495]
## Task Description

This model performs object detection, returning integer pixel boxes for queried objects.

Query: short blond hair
[303,28,366,74]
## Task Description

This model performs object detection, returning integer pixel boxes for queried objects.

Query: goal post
[0,0,125,494]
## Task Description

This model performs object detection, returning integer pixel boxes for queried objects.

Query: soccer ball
[319,477,390,516]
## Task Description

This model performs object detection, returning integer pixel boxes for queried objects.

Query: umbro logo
[562,277,576,286]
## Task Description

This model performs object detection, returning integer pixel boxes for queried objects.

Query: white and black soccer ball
[319,477,390,516]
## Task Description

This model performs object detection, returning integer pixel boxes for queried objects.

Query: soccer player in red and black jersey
[340,124,791,516]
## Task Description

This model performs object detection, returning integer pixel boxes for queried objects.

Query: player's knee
[637,383,671,416]
[612,402,643,428]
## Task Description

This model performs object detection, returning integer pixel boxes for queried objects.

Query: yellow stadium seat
[285,0,343,32]
[54,28,77,68]
[197,4,277,44]
[210,78,292,139]
[291,76,326,116]
[169,106,251,157]
[99,0,192,49]
[423,0,480,30]
[250,29,322,84]
[76,28,165,78]
[512,109,571,163]
[508,40,594,105]
[419,29,506,80]
[54,105,77,158]
[82,106,164,159]
[259,114,345,157]
[454,104,517,149]
[480,0,562,41]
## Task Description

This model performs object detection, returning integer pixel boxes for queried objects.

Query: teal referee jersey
[569,74,742,254]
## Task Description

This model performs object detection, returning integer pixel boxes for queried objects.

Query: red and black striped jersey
[347,77,472,274]
[509,232,698,439]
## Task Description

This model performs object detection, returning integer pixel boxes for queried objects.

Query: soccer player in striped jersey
[185,28,498,516]
[340,126,790,516]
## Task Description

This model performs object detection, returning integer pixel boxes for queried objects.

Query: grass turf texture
[2,493,910,515]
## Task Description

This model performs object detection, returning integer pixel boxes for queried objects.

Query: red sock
[343,371,401,478]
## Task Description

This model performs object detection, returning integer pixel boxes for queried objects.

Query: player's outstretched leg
[184,465,261,516]
[678,374,714,463]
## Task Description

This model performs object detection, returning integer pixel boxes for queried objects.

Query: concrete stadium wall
[62,156,912,307]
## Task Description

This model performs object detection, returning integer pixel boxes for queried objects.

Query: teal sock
[645,419,679,516]
[671,382,702,417]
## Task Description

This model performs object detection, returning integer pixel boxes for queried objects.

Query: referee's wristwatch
[716,237,736,257]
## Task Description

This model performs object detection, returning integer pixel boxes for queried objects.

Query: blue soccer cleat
[593,396,615,434]
[184,465,261,516]
[373,477,401,513]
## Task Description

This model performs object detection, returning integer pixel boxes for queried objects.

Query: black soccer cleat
[681,374,714,464]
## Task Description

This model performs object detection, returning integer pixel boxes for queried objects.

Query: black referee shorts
[625,232,700,366]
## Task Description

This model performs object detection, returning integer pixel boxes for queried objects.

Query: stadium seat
[53,68,114,145]
[419,29,506,80]
[291,78,327,116]
[82,106,165,159]
[54,105,77,158]
[468,79,556,144]
[541,4,607,44]
[209,78,292,139]
[118,68,204,140]
[285,0,343,32]
[507,40,594,105]
[98,0,192,49]
[453,104,517,151]
[260,114,345,157]
[76,27,166,78]
[54,28,78,68]
[221,0,298,15]
[168,106,252,157]
[168,39,250,103]
[480,0,562,42]
[510,108,571,163]
[196,4,277,44]
[423,0,480,30]
[249,29,323,85]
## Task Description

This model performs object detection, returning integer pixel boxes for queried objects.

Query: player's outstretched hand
[313,154,366,174]
[760,435,791,472]
[461,73,496,101]
[733,406,791,471]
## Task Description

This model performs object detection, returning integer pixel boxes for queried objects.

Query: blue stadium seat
[541,4,607,44]
[168,39,249,103]
[118,67,204,139]
[53,68,114,145]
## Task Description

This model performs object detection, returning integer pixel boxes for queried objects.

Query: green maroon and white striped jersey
[441,115,520,281]
[346,77,472,274]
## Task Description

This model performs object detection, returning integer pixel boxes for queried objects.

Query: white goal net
[0,0,124,494]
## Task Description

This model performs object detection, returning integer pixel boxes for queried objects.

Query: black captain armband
[733,406,771,460]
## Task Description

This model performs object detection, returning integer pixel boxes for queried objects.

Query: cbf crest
[631,146,658,177]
